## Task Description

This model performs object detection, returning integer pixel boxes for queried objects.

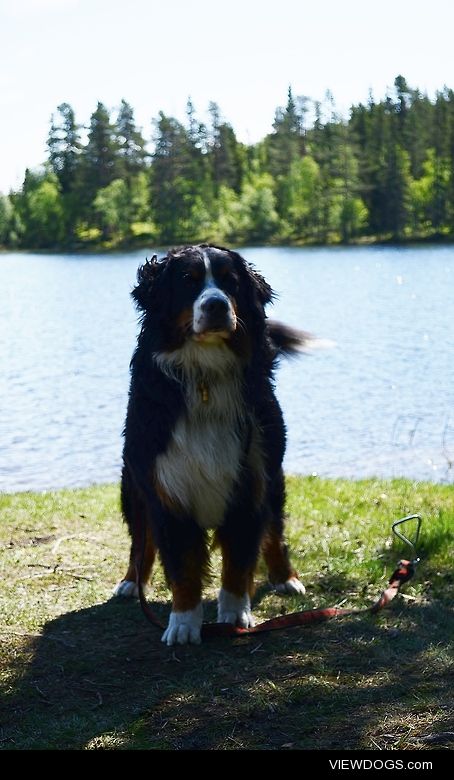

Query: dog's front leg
[215,524,260,628]
[159,522,209,646]
[217,569,256,628]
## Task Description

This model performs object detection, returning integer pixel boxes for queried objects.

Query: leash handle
[392,514,421,563]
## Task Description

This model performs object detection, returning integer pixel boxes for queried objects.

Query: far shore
[2,231,454,256]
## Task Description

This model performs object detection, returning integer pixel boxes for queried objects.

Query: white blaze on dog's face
[192,250,237,342]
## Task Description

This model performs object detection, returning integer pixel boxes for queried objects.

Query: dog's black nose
[202,296,229,316]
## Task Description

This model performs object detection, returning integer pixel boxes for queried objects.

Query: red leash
[135,515,421,640]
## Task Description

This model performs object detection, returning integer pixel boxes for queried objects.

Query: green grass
[1,477,453,751]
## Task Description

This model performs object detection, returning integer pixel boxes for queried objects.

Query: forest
[1,75,454,249]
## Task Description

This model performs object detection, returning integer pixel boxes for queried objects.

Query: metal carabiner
[392,514,422,564]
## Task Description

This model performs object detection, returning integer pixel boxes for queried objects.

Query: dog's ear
[228,249,274,307]
[244,264,274,307]
[132,254,169,311]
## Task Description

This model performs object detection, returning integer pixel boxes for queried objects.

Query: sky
[1,0,454,193]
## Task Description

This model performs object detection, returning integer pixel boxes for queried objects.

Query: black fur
[120,244,304,610]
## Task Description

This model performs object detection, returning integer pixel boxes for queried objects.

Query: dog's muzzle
[193,289,237,336]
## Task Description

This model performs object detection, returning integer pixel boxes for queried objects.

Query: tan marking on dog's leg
[262,528,295,584]
[221,562,255,599]
[125,525,156,583]
[167,544,208,611]
[216,537,256,627]
[162,543,208,646]
[262,528,306,595]
[114,526,156,598]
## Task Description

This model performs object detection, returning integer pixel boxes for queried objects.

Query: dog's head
[132,244,274,354]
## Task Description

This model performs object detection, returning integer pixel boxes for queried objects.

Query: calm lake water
[1,245,454,492]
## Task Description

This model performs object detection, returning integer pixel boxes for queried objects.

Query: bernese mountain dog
[114,244,306,645]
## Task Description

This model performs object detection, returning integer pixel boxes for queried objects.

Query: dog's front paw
[113,579,139,598]
[273,576,306,596]
[217,589,255,628]
[161,603,204,646]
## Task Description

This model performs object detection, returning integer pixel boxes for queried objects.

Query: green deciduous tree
[16,169,65,248]
[278,156,322,239]
[93,172,152,241]
[338,196,369,241]
[238,171,279,242]
[0,193,14,245]
[93,179,130,240]
[410,150,436,233]
[212,185,242,242]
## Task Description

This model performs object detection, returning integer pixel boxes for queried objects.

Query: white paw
[161,603,203,646]
[113,579,139,598]
[273,577,306,596]
[217,588,255,628]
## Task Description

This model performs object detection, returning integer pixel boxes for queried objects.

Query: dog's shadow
[3,575,453,750]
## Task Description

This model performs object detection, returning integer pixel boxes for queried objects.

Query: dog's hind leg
[262,469,306,596]
[113,467,156,598]
[113,526,156,598]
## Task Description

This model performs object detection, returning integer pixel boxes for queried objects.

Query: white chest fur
[153,342,247,529]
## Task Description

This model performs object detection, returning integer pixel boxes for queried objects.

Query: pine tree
[150,112,196,242]
[207,102,244,193]
[47,103,81,194]
[185,98,213,204]
[81,102,119,202]
[382,143,412,238]
[431,90,451,230]
[265,87,307,178]
[404,89,434,178]
[350,97,388,235]
[308,93,354,240]
[394,75,410,141]
[115,99,149,181]
[186,98,207,152]
[447,89,454,223]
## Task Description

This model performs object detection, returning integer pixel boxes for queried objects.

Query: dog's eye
[216,265,235,281]
[183,271,202,284]
[217,268,239,289]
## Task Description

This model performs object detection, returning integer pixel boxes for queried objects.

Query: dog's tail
[266,320,310,357]
[266,320,335,358]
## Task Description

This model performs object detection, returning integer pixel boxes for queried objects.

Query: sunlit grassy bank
[1,477,452,750]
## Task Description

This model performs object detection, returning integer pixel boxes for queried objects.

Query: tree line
[1,76,454,249]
